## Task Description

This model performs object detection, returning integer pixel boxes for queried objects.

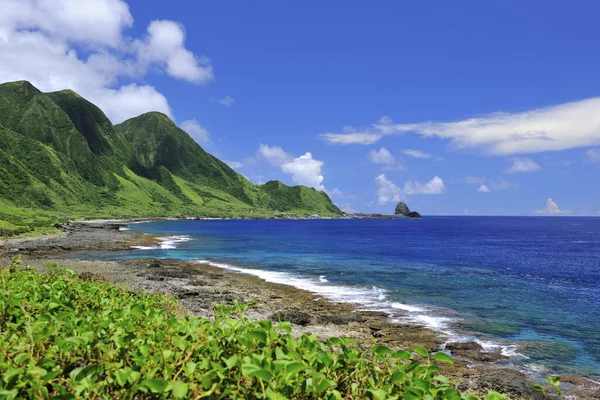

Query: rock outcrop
[394,202,411,216]
[394,202,422,219]
[406,211,422,219]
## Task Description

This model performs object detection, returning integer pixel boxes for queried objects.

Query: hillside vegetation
[0,264,510,399]
[0,81,340,233]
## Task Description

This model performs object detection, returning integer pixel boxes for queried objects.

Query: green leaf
[141,379,168,393]
[316,378,336,393]
[390,371,405,383]
[115,369,130,387]
[369,389,388,400]
[285,362,305,375]
[246,330,267,343]
[372,345,394,357]
[171,381,189,399]
[433,351,454,365]
[413,347,429,357]
[395,350,412,360]
[224,354,239,369]
[13,353,29,365]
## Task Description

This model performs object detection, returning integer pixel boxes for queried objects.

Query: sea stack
[394,202,422,219]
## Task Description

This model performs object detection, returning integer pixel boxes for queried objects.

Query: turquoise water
[84,217,600,378]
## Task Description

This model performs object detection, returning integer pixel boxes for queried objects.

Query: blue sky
[2,1,600,215]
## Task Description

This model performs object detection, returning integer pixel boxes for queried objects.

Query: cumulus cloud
[368,147,396,165]
[322,99,600,155]
[478,184,490,193]
[180,119,210,145]
[218,96,235,106]
[0,0,212,123]
[136,20,213,84]
[0,0,133,47]
[505,157,541,174]
[258,144,326,191]
[585,148,600,163]
[258,144,293,166]
[535,198,572,215]
[375,174,446,204]
[403,176,446,195]
[375,174,402,204]
[402,149,443,161]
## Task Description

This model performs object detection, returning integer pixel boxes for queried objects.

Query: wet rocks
[270,309,312,326]
[473,369,545,400]
[445,341,508,362]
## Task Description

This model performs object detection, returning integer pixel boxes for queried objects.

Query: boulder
[394,202,411,215]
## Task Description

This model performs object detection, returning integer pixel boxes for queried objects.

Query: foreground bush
[0,265,506,399]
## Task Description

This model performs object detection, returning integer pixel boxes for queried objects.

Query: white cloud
[322,98,600,155]
[403,176,446,195]
[96,84,171,124]
[322,132,382,145]
[258,144,326,191]
[535,198,572,215]
[258,144,293,166]
[368,147,396,165]
[137,20,213,84]
[0,0,212,123]
[402,149,443,160]
[585,148,600,163]
[375,174,402,204]
[180,119,210,145]
[375,174,446,204]
[478,184,490,193]
[224,160,243,169]
[218,96,235,106]
[281,153,325,191]
[0,0,133,47]
[505,157,541,174]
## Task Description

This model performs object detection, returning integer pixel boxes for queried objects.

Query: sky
[1,0,600,216]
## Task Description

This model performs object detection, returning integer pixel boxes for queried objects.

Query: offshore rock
[406,211,422,219]
[394,202,411,216]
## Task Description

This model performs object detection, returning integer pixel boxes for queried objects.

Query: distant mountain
[0,81,340,232]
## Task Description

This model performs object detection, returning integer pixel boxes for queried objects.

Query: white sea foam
[191,258,524,361]
[131,235,191,250]
[391,302,425,312]
[119,227,131,231]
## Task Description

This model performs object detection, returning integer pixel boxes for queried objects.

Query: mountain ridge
[0,80,341,234]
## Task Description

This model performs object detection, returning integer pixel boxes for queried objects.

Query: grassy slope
[0,81,341,232]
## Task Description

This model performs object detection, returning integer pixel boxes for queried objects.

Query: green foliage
[0,80,341,231]
[0,266,503,399]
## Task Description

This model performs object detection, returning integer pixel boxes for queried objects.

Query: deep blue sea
[82,217,600,378]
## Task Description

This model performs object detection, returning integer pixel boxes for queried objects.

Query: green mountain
[0,81,340,234]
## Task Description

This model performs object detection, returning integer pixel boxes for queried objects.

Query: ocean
[96,217,600,378]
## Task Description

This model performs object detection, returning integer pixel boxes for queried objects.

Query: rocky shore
[3,223,599,399]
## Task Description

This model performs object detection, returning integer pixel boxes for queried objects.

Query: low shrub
[0,265,508,399]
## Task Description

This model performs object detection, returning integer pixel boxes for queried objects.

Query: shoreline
[4,222,599,399]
